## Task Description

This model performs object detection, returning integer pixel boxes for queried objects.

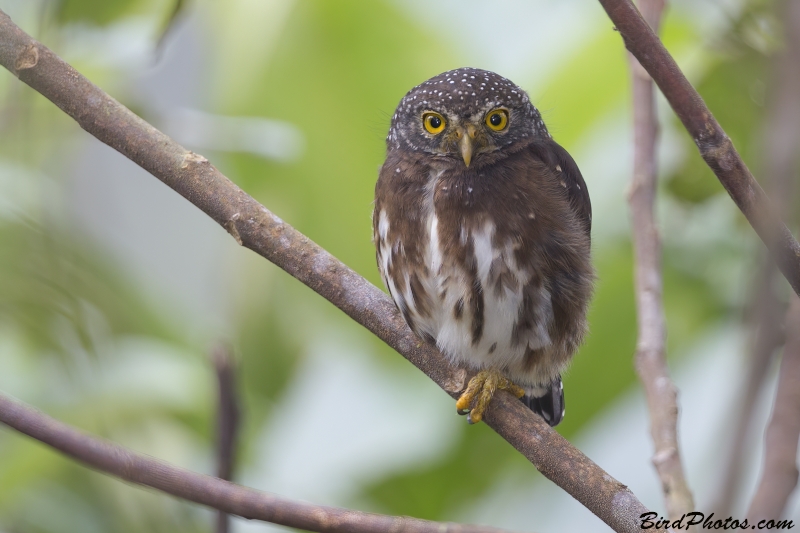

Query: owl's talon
[457,408,470,416]
[456,369,525,424]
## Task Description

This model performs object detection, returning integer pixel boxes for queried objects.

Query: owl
[373,68,593,426]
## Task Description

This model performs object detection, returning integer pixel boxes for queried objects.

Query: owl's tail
[521,377,565,427]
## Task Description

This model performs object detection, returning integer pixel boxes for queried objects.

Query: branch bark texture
[627,0,694,519]
[0,392,512,533]
[0,9,662,533]
[599,0,800,297]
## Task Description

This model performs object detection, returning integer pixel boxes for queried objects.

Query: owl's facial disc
[387,68,551,166]
[419,104,513,167]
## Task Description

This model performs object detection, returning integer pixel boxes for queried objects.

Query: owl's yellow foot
[456,369,525,424]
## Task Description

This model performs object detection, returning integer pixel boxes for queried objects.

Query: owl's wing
[529,140,592,236]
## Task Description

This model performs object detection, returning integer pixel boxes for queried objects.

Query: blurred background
[0,0,797,531]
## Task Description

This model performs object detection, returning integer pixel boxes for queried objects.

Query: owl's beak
[457,125,477,167]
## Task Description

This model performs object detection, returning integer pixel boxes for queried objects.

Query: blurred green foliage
[55,0,139,26]
[223,0,458,280]
[665,0,778,204]
[53,0,176,27]
[0,0,785,531]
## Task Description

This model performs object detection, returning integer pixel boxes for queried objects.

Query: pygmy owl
[373,68,593,426]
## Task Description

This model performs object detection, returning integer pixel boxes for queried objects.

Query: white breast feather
[380,175,555,385]
[422,217,554,375]
[377,209,401,307]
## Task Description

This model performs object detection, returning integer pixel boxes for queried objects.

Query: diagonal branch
[598,0,800,298]
[0,391,515,533]
[627,0,693,519]
[0,9,663,533]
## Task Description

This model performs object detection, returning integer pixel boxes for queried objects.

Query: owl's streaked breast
[375,164,563,389]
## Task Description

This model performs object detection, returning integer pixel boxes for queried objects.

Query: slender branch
[746,0,800,519]
[714,0,800,509]
[748,296,800,521]
[627,0,694,519]
[0,391,515,533]
[598,0,800,298]
[0,10,664,533]
[212,344,240,533]
[713,256,784,515]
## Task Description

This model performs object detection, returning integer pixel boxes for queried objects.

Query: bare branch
[714,0,800,509]
[212,344,240,533]
[748,296,800,521]
[0,392,517,533]
[0,9,665,532]
[598,0,800,297]
[747,1,800,518]
[627,0,694,519]
[713,257,783,515]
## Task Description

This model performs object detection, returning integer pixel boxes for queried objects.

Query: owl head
[386,68,549,168]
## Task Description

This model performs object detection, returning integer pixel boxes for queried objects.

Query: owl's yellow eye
[423,112,446,134]
[485,109,509,131]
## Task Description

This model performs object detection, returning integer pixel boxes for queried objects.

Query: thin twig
[598,0,800,297]
[748,296,800,521]
[0,392,516,533]
[212,344,240,533]
[746,0,800,519]
[627,0,694,519]
[713,23,800,502]
[0,10,664,532]
[713,256,784,515]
